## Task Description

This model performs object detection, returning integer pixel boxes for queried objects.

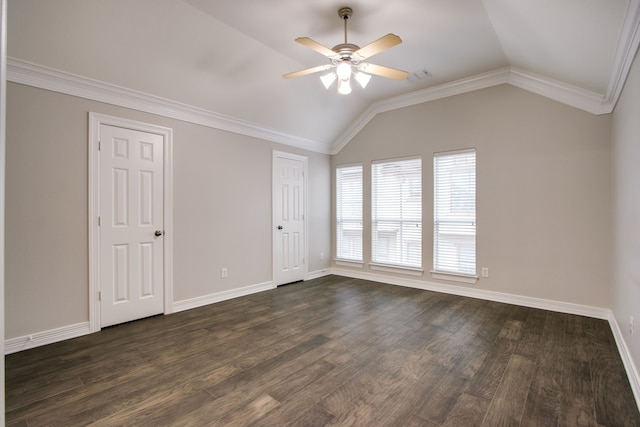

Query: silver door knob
[155,230,163,236]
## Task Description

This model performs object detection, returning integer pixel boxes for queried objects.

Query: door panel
[100,124,164,327]
[274,154,306,285]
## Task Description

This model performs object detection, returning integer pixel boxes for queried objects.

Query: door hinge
[98,141,101,151]
[98,291,102,301]
[98,216,101,226]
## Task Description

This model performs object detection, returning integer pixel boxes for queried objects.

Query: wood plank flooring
[6,275,640,426]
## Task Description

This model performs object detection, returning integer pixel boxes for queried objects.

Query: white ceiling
[7,0,640,153]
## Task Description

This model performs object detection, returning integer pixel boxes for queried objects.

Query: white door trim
[89,112,174,333]
[272,150,308,286]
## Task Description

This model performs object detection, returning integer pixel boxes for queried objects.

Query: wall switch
[481,267,489,278]
[221,268,228,278]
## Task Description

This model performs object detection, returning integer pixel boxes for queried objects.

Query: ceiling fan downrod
[334,7,360,62]
[339,7,352,44]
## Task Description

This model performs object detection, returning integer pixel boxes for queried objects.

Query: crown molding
[329,66,616,154]
[605,0,640,111]
[507,67,611,115]
[6,58,331,154]
[329,68,511,154]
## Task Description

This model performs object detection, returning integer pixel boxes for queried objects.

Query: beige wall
[333,84,612,308]
[612,50,640,376]
[5,82,330,339]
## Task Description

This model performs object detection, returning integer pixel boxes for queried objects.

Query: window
[372,157,422,268]
[336,165,363,261]
[433,149,476,276]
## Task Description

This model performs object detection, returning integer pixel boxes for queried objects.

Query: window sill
[335,259,364,268]
[430,270,478,284]
[369,262,424,276]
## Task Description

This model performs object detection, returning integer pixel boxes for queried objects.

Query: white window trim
[371,156,423,270]
[370,262,424,277]
[430,270,479,284]
[335,259,364,268]
[336,163,363,263]
[433,148,476,278]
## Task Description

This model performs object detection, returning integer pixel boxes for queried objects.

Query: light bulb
[354,72,371,89]
[320,72,337,89]
[336,62,352,80]
[338,78,352,95]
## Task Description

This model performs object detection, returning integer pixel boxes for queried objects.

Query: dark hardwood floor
[6,275,640,426]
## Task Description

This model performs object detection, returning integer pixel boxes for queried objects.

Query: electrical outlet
[630,316,634,336]
[320,252,326,260]
[481,267,489,278]
[221,268,228,279]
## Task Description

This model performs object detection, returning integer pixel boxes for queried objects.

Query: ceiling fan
[283,7,409,94]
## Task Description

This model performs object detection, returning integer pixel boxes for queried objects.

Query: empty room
[2,0,640,425]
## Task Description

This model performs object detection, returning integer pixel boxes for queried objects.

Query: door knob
[277,225,283,230]
[155,230,164,236]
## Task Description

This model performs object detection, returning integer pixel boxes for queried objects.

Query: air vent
[407,68,432,82]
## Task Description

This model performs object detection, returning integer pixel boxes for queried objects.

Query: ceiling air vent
[407,68,432,83]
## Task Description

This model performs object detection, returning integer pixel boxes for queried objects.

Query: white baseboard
[5,322,91,355]
[331,268,609,319]
[306,269,331,281]
[172,280,275,313]
[607,312,640,410]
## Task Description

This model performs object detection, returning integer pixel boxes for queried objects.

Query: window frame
[431,148,478,283]
[335,163,363,265]
[370,156,423,274]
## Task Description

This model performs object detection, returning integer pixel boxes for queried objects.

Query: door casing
[89,112,174,333]
[272,150,308,286]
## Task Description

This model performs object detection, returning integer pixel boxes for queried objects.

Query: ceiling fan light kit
[283,6,409,95]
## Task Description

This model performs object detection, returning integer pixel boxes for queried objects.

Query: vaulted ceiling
[7,0,640,154]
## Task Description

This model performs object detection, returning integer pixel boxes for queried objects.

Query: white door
[273,152,306,285]
[100,124,164,327]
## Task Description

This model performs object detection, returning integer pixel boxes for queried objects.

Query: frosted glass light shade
[338,78,352,94]
[354,72,371,88]
[320,72,337,89]
[336,62,352,80]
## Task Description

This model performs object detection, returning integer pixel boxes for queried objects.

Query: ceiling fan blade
[359,63,409,80]
[355,34,402,59]
[295,37,336,58]
[283,64,332,79]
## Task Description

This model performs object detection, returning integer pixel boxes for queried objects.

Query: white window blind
[433,149,476,275]
[372,157,422,268]
[336,165,363,261]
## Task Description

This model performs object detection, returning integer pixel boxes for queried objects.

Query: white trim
[608,311,640,410]
[430,271,479,284]
[335,259,364,268]
[434,147,477,157]
[173,281,275,313]
[507,67,610,115]
[605,0,640,111]
[330,69,511,154]
[331,268,609,319]
[369,262,424,277]
[0,0,6,414]
[272,150,309,287]
[88,113,174,333]
[306,269,332,280]
[7,57,330,155]
[5,322,91,355]
[9,47,640,157]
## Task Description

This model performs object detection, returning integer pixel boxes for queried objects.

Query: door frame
[272,150,308,286]
[88,112,174,333]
